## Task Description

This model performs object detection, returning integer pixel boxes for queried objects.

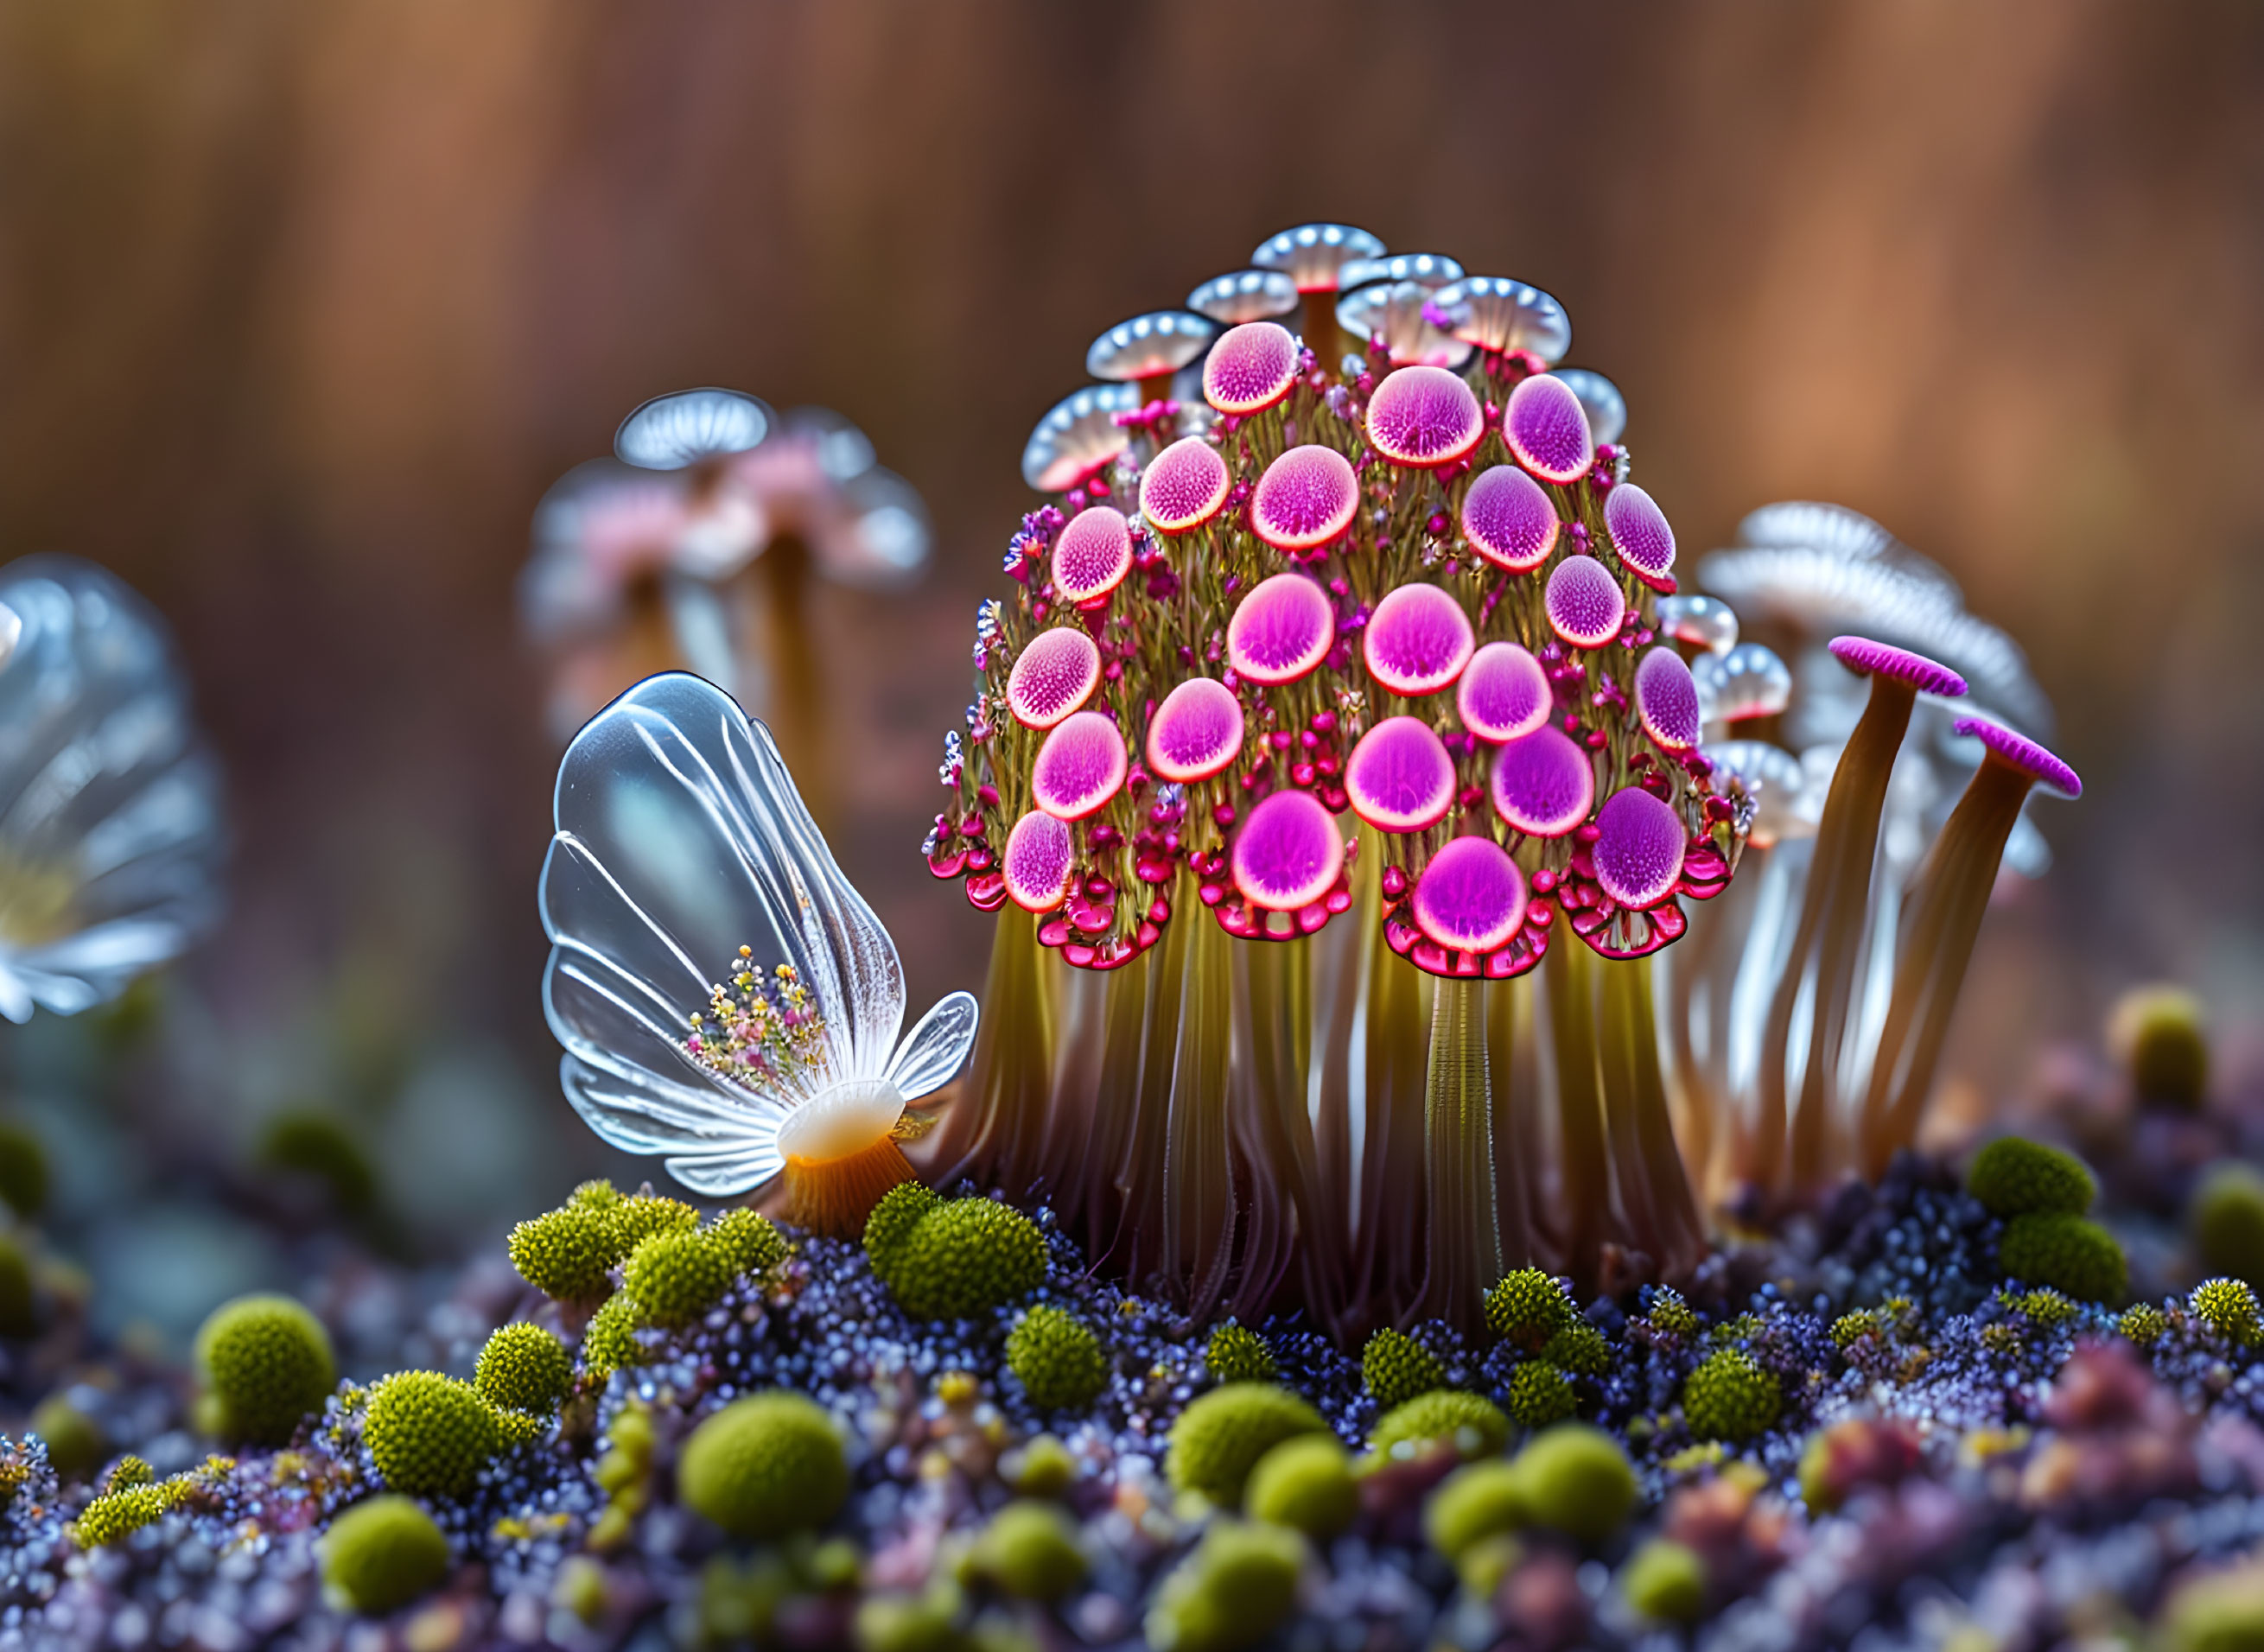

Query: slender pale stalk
[757,535,829,829]
[1228,939,1327,1321]
[1110,890,1189,1286]
[1485,975,1542,1277]
[1543,937,1614,1290]
[1600,959,1706,1277]
[1413,976,1502,1329]
[1164,905,1237,1318]
[925,914,1055,1197]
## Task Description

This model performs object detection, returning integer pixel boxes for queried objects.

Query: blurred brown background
[1,0,2259,1220]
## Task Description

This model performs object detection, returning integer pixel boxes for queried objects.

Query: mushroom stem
[1103,888,1190,1287]
[1544,935,1616,1292]
[1599,958,1706,1278]
[758,535,830,829]
[1755,673,1917,1198]
[1351,882,1432,1335]
[1162,902,1238,1320]
[1413,976,1502,1330]
[1226,938,1326,1322]
[1856,753,2036,1176]
[924,914,1056,1198]
[1301,289,1344,378]
[1486,975,1545,1279]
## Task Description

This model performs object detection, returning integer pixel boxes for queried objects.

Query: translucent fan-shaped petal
[0,556,225,1022]
[886,990,979,1102]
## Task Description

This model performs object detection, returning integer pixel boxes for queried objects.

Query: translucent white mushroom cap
[1084,312,1218,383]
[1021,384,1139,493]
[1186,269,1299,325]
[1250,224,1386,293]
[1553,369,1625,447]
[1336,283,1474,370]
[615,389,776,471]
[1430,277,1572,365]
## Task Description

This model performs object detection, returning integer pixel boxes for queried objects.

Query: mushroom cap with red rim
[1231,789,1346,912]
[1226,572,1336,685]
[1412,836,1530,954]
[1345,717,1457,833]
[1031,711,1129,821]
[1250,445,1359,551]
[1145,677,1244,783]
[1140,438,1232,535]
[1006,626,1103,729]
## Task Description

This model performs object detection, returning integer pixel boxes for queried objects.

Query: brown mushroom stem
[1544,936,1618,1292]
[1161,902,1237,1318]
[924,913,1057,1198]
[1487,975,1547,1279]
[1412,976,1503,1330]
[1301,289,1344,378]
[758,534,831,830]
[1600,957,1706,1278]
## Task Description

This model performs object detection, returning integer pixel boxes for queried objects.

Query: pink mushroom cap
[1591,787,1688,910]
[1603,483,1676,590]
[1457,641,1553,743]
[1460,464,1561,573]
[1231,788,1346,912]
[1491,724,1596,837]
[1145,677,1245,783]
[1544,556,1627,650]
[1503,373,1596,485]
[1364,365,1485,468]
[1226,572,1336,685]
[1412,836,1530,954]
[1203,321,1301,416]
[1828,635,1968,697]
[1364,582,1475,696]
[1052,506,1134,606]
[1633,647,1701,753]
[1006,626,1103,729]
[1250,444,1360,552]
[1345,716,1457,832]
[1955,716,2082,797]
[1002,809,1076,912]
[1140,437,1232,535]
[1031,710,1129,821]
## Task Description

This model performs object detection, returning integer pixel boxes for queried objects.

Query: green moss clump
[614,1192,701,1249]
[582,1293,647,1378]
[862,1182,938,1270]
[851,1592,964,1652]
[677,1392,848,1541]
[972,1499,1086,1601]
[1485,1268,1576,1353]
[0,1234,33,1337]
[1621,1538,1706,1623]
[1005,1306,1107,1410]
[1999,1212,2127,1303]
[2192,1277,2261,1345]
[1644,1287,1699,1337]
[1005,1434,1077,1498]
[104,1456,153,1494]
[621,1229,733,1328]
[1165,1382,1330,1505]
[0,1121,49,1221]
[2191,1164,2264,1289]
[1204,1323,1278,1384]
[1243,1433,1357,1537]
[366,1372,503,1499]
[709,1207,789,1278]
[868,1194,1045,1320]
[2115,984,2210,1109]
[71,1479,186,1547]
[1542,1322,1609,1376]
[507,1204,621,1306]
[1425,1459,1525,1560]
[319,1493,451,1614]
[474,1323,573,1416]
[572,1179,623,1211]
[1831,1310,1879,1349]
[1144,1521,1307,1652]
[1682,1350,1782,1444]
[1370,1390,1511,1462]
[31,1395,105,1482]
[1967,1136,2095,1220]
[258,1111,378,1218]
[1361,1327,1447,1408]
[2121,1303,2171,1347]
[194,1293,338,1447]
[1512,1423,1638,1544]
[2006,1287,2076,1328]
[2158,1557,2264,1652]
[1505,1362,1577,1428]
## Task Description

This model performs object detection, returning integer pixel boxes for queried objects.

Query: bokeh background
[1,0,2259,1306]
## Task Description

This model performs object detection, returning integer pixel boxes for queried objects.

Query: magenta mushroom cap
[1633,647,1701,753]
[1603,483,1676,588]
[1226,572,1336,685]
[1828,635,1969,698]
[1052,506,1134,605]
[1955,717,2082,797]
[1250,445,1359,552]
[1364,583,1475,696]
[1006,626,1103,730]
[1491,724,1596,838]
[1503,373,1596,486]
[1411,836,1530,954]
[1141,438,1232,535]
[1458,641,1553,743]
[1031,710,1129,821]
[1460,465,1561,573]
[1231,788,1346,912]
[1344,716,1457,833]
[1591,787,1688,910]
[1003,810,1076,912]
[1203,321,1301,416]
[1544,556,1627,650]
[1364,365,1485,468]
[1145,677,1245,783]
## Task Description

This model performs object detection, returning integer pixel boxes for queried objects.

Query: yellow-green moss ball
[1203,1323,1278,1384]
[875,1196,1046,1321]
[2114,984,2210,1110]
[0,1121,49,1221]
[30,1395,105,1482]
[1621,1538,1706,1623]
[1425,1459,1526,1560]
[621,1228,732,1328]
[1506,1362,1577,1428]
[2157,1556,2264,1652]
[972,1500,1086,1600]
[366,1373,502,1499]
[71,1480,183,1547]
[1999,1212,2127,1303]
[1831,1310,1879,1350]
[862,1181,938,1270]
[2192,1277,2261,1345]
[2121,1303,2171,1347]
[1370,1390,1510,1462]
[1967,1136,2095,1220]
[1541,1322,1609,1376]
[474,1323,573,1416]
[853,1592,965,1652]
[1165,1383,1330,1505]
[1644,1287,1699,1337]
[320,1494,451,1614]
[582,1292,646,1378]
[1144,1521,1306,1652]
[1485,1268,1576,1352]
[613,1192,700,1250]
[1005,1306,1106,1410]
[194,1293,338,1447]
[1682,1349,1782,1444]
[709,1207,788,1278]
[1243,1433,1357,1538]
[258,1112,377,1218]
[0,1234,33,1338]
[104,1456,153,1494]
[2192,1164,2264,1289]
[1005,1433,1078,1498]
[1361,1327,1447,1409]
[1512,1423,1638,1544]
[677,1392,849,1541]
[506,1205,620,1306]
